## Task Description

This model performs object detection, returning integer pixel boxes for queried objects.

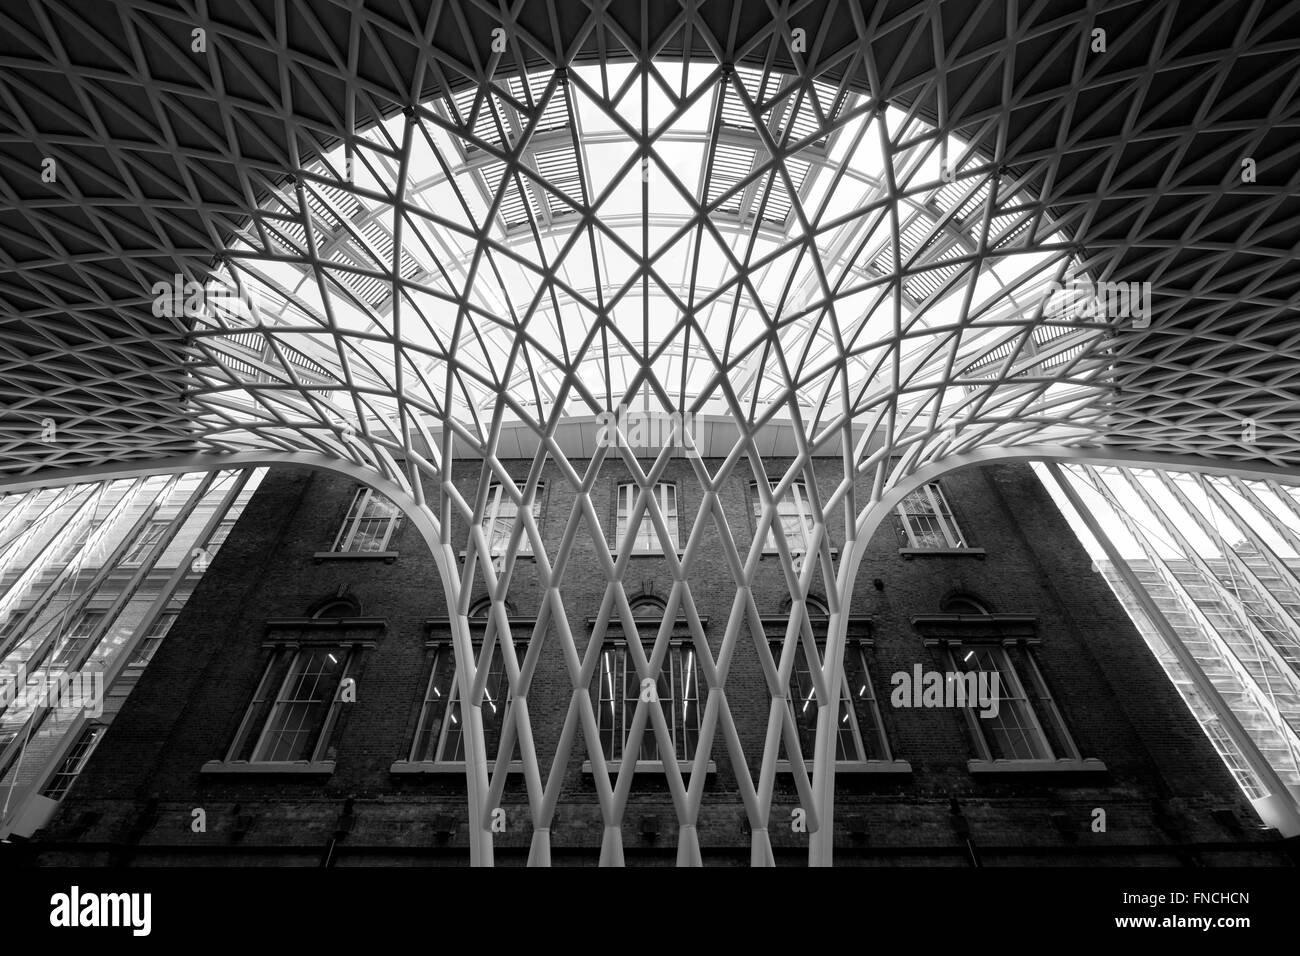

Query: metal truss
[2,1,1300,864]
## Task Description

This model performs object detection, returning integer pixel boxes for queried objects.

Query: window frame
[332,487,402,553]
[408,637,524,764]
[41,723,104,800]
[896,481,969,549]
[751,479,816,554]
[0,608,28,644]
[224,644,356,766]
[250,646,354,763]
[52,609,106,667]
[773,636,894,767]
[943,640,1081,763]
[130,611,178,666]
[481,480,544,556]
[121,519,169,567]
[205,519,236,555]
[591,637,702,766]
[614,481,679,554]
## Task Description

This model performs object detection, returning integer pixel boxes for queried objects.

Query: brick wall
[29,459,1289,866]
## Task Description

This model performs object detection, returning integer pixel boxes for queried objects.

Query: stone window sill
[608,550,687,559]
[776,759,912,774]
[390,760,525,775]
[582,760,716,775]
[899,547,986,559]
[201,760,335,776]
[967,757,1107,776]
[313,550,398,563]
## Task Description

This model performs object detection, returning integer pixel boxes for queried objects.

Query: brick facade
[26,460,1290,866]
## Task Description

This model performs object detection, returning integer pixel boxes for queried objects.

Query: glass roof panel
[201,59,1099,460]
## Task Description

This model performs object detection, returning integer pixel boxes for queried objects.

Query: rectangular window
[130,612,178,666]
[0,609,28,644]
[896,482,967,549]
[410,641,521,762]
[61,519,104,563]
[121,520,169,566]
[615,482,678,553]
[482,482,543,555]
[41,724,104,800]
[227,646,354,763]
[752,480,815,552]
[205,520,235,555]
[52,610,106,667]
[945,643,1078,761]
[591,642,700,763]
[781,640,890,763]
[332,488,402,553]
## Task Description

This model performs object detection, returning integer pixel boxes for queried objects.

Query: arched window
[628,595,667,619]
[311,596,360,619]
[783,596,829,618]
[941,594,989,615]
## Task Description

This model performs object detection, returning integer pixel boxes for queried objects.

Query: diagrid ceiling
[0,0,1298,493]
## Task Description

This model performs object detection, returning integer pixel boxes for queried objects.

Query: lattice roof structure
[2,0,1299,865]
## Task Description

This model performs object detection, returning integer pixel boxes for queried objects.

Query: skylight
[188,60,1108,467]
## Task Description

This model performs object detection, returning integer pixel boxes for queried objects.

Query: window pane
[755,481,812,551]
[617,483,677,552]
[412,648,455,761]
[598,647,618,760]
[122,521,168,566]
[898,483,966,548]
[952,646,1048,759]
[592,643,696,763]
[41,725,103,799]
[52,611,105,667]
[899,488,945,548]
[845,647,887,760]
[0,610,27,642]
[483,483,541,555]
[787,642,821,760]
[1010,646,1076,759]
[206,520,235,555]
[337,489,401,552]
[928,484,965,547]
[131,612,177,665]
[679,645,700,761]
[783,641,883,763]
[478,641,514,760]
[254,648,348,761]
[433,642,520,762]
